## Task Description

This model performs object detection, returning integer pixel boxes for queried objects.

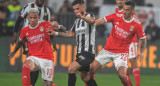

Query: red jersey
[115,7,137,42]
[104,13,146,53]
[19,21,54,60]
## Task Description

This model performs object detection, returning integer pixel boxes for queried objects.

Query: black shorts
[76,52,95,66]
[23,39,28,55]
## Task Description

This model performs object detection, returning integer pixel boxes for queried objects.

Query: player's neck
[29,22,39,29]
[123,16,133,22]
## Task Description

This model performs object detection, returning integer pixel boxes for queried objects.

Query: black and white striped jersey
[20,2,50,27]
[71,13,96,54]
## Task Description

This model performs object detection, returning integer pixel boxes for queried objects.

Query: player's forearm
[139,38,147,54]
[57,31,75,37]
[51,38,57,49]
[95,18,106,26]
[82,17,95,24]
[13,40,23,54]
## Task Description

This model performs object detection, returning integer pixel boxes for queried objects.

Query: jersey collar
[123,16,134,23]
[29,22,40,29]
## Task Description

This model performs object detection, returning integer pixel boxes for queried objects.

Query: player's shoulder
[21,26,30,32]
[133,17,141,25]
[86,13,95,17]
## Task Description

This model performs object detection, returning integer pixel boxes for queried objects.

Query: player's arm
[137,38,147,62]
[95,18,106,26]
[12,16,24,45]
[8,39,23,59]
[136,24,147,62]
[50,36,57,52]
[47,29,75,37]
[12,4,29,45]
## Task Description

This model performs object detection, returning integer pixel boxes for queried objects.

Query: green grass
[0,72,160,86]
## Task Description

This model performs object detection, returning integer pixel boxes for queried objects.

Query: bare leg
[43,80,53,86]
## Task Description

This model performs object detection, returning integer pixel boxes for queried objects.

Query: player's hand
[46,28,56,35]
[76,11,84,19]
[50,21,59,28]
[11,32,17,45]
[8,52,14,59]
[136,53,144,63]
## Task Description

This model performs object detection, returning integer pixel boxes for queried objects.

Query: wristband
[55,32,59,35]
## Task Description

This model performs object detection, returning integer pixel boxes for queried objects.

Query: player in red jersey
[116,0,141,86]
[90,1,146,86]
[8,8,57,86]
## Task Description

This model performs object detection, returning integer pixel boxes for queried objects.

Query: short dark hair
[125,0,135,9]
[72,0,84,6]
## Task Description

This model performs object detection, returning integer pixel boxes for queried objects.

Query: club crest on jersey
[26,33,29,35]
[39,26,44,32]
[130,26,134,31]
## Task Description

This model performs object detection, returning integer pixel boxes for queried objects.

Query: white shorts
[26,56,54,81]
[95,49,128,70]
[129,42,138,59]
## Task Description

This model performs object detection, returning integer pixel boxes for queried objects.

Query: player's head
[116,0,127,9]
[36,0,44,7]
[72,0,85,15]
[27,8,40,27]
[123,1,135,19]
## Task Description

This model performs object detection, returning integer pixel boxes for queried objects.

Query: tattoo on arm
[13,39,23,54]
[139,38,147,54]
[58,31,75,37]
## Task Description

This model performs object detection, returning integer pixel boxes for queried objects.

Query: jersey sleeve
[70,20,76,33]
[45,21,57,31]
[19,28,26,40]
[135,24,146,39]
[19,4,30,18]
[103,13,116,22]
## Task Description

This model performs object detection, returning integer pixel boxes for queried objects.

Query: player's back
[20,21,53,60]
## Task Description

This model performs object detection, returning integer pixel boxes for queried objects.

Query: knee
[118,72,127,80]
[68,65,76,73]
[81,75,90,82]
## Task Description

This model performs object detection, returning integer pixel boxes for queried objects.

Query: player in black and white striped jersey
[47,0,97,86]
[11,0,56,86]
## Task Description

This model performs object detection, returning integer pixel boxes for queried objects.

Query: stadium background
[0,0,160,86]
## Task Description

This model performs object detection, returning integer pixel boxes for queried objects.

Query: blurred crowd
[0,0,160,42]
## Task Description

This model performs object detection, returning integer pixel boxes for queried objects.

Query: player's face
[36,0,44,7]
[72,4,83,15]
[123,5,133,19]
[116,0,126,9]
[27,13,39,27]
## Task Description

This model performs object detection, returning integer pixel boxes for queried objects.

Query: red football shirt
[104,13,146,53]
[19,21,54,60]
[115,7,138,43]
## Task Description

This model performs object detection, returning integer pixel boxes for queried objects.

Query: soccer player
[116,0,141,85]
[90,1,146,86]
[47,0,97,86]
[11,0,57,86]
[8,8,56,86]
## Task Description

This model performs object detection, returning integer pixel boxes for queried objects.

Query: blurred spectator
[95,15,107,38]
[7,0,21,35]
[145,19,160,42]
[87,0,99,15]
[59,0,72,14]
[0,6,8,36]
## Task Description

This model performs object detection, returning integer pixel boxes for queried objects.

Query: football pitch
[0,72,159,86]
